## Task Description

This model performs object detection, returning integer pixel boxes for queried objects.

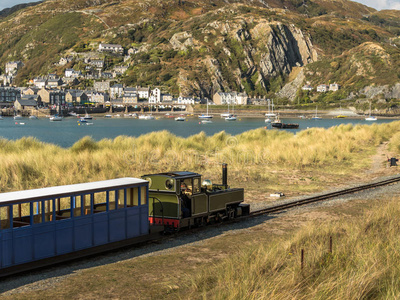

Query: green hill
[0,0,399,100]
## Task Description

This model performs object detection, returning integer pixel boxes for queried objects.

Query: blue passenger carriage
[0,178,149,276]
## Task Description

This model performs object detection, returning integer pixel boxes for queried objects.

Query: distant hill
[0,1,43,19]
[0,0,399,101]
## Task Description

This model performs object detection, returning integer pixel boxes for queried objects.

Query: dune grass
[187,199,400,299]
[0,122,399,194]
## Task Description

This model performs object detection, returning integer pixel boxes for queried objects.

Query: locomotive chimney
[222,163,228,188]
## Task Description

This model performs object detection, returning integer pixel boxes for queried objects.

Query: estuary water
[0,116,397,148]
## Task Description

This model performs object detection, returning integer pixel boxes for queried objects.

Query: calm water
[0,116,397,148]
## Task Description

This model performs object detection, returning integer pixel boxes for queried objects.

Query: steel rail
[250,175,400,217]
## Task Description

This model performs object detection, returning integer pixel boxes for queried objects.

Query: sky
[0,0,400,11]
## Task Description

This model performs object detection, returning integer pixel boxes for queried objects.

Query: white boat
[365,102,377,121]
[29,115,38,120]
[139,114,155,120]
[265,118,271,123]
[225,114,237,121]
[365,116,377,121]
[83,113,92,120]
[175,116,186,121]
[105,114,112,118]
[311,106,322,120]
[220,112,231,118]
[201,120,213,124]
[224,101,237,121]
[199,100,213,119]
[50,115,63,121]
[265,99,277,117]
[14,115,23,120]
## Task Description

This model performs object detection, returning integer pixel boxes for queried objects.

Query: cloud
[353,0,400,10]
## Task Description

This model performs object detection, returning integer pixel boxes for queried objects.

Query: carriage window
[33,202,42,224]
[193,178,201,194]
[56,197,72,219]
[44,200,54,222]
[83,194,91,215]
[108,190,117,210]
[141,187,147,205]
[127,188,138,207]
[0,206,10,229]
[93,192,107,213]
[12,203,30,227]
[118,189,125,208]
[73,197,82,217]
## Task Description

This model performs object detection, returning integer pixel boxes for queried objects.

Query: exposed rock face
[276,68,305,101]
[170,32,194,51]
[259,23,317,78]
[203,20,318,97]
[359,83,400,99]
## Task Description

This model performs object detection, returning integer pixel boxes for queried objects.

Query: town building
[98,43,124,54]
[213,92,248,105]
[123,87,138,104]
[302,85,313,91]
[137,87,150,100]
[161,94,173,102]
[110,84,124,99]
[23,87,40,96]
[58,56,73,66]
[175,96,195,105]
[149,88,161,104]
[94,81,111,93]
[14,97,38,110]
[47,78,63,88]
[329,83,341,92]
[66,90,88,105]
[5,61,24,76]
[38,88,66,106]
[317,84,330,93]
[33,78,48,89]
[89,59,105,69]
[0,87,21,103]
[86,91,109,105]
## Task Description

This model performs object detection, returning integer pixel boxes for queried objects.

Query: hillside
[0,0,399,100]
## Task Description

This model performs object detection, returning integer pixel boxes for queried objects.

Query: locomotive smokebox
[222,163,228,188]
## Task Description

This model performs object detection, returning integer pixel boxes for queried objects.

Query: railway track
[250,175,400,217]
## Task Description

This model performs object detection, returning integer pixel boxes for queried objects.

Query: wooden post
[301,249,304,270]
[329,236,333,254]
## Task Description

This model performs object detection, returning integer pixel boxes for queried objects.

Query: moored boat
[271,116,299,129]
[49,115,62,121]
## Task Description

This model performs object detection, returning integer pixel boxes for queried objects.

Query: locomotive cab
[142,165,249,230]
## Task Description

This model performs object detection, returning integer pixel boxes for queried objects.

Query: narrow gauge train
[0,165,247,277]
[143,164,249,229]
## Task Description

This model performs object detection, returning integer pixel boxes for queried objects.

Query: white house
[302,85,313,91]
[137,87,150,99]
[110,84,124,99]
[213,92,248,105]
[176,96,195,105]
[317,84,329,93]
[98,43,124,54]
[329,83,341,92]
[33,78,48,89]
[5,61,24,76]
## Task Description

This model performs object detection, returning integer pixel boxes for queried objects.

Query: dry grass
[0,122,399,195]
[187,200,400,299]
